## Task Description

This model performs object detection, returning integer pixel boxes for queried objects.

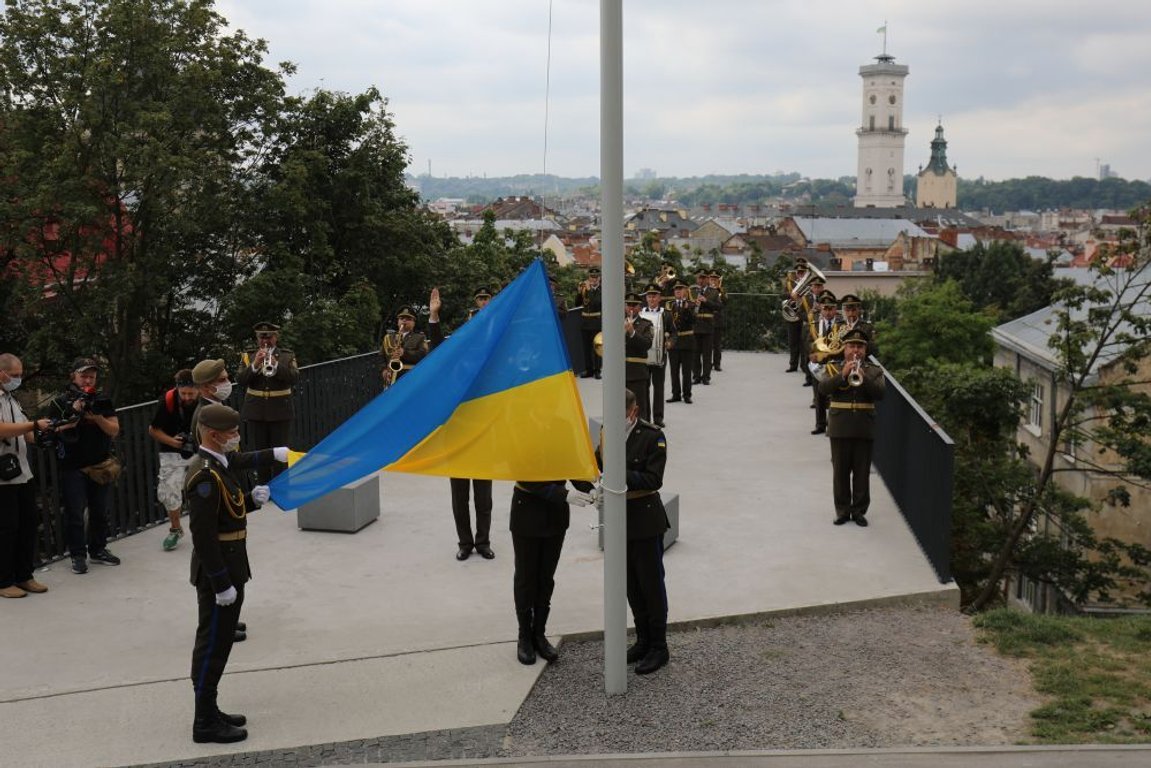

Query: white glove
[566,489,594,508]
[590,483,604,506]
[215,586,237,606]
[273,446,289,463]
[251,485,271,505]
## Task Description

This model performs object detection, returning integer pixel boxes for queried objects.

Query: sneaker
[162,529,184,551]
[89,549,121,566]
[71,556,89,574]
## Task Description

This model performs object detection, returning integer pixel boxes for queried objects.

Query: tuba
[781,263,826,322]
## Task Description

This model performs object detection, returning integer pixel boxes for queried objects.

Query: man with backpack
[147,369,199,550]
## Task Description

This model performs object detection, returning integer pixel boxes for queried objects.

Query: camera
[64,383,112,414]
[176,432,196,459]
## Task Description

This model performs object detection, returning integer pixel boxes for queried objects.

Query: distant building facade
[916,123,957,208]
[854,52,910,208]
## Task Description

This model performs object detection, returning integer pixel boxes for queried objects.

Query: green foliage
[935,241,1069,323]
[282,279,381,363]
[875,279,996,372]
[959,176,1151,215]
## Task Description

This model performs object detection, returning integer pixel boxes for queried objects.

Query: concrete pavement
[2,351,956,767]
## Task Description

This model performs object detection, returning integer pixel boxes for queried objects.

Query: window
[888,115,895,131]
[869,115,875,130]
[1027,380,1044,433]
[869,94,877,104]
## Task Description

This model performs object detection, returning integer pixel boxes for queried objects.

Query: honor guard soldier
[816,328,885,526]
[640,283,672,426]
[186,404,286,744]
[597,389,671,674]
[623,292,655,423]
[428,287,495,561]
[665,280,696,405]
[576,267,603,379]
[783,258,809,372]
[237,322,298,484]
[707,270,727,372]
[840,294,879,359]
[380,306,429,388]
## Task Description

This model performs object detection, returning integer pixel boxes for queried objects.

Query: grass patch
[974,609,1151,743]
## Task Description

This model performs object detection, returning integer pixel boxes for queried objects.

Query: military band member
[816,329,885,526]
[186,404,286,743]
[800,275,828,388]
[576,267,603,379]
[640,283,672,426]
[380,306,429,388]
[807,293,844,435]
[548,275,568,319]
[237,322,298,484]
[665,280,695,405]
[597,388,671,674]
[428,288,495,561]
[707,270,726,372]
[624,292,655,423]
[783,257,809,372]
[839,294,879,359]
[654,261,678,298]
[691,270,717,385]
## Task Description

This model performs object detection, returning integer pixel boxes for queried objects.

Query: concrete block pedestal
[297,474,380,533]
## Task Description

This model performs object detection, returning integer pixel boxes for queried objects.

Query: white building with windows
[854,52,909,208]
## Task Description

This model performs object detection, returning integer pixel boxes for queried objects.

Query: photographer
[147,369,198,551]
[1,354,51,598]
[48,357,121,575]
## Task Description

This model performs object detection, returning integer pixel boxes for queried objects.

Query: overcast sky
[216,0,1151,182]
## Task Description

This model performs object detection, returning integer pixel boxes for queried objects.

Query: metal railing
[871,358,955,583]
[30,352,384,564]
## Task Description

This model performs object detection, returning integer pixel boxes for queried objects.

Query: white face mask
[1,376,21,392]
[221,435,241,453]
[213,381,233,401]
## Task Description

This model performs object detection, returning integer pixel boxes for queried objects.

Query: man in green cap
[186,404,286,744]
[237,322,299,484]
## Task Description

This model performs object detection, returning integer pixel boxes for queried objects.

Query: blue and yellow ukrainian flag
[268,259,598,509]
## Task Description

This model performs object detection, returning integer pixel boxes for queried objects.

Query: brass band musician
[806,293,844,436]
[640,283,673,426]
[783,257,809,372]
[665,280,695,405]
[839,294,879,360]
[237,321,299,483]
[380,306,428,388]
[815,328,885,526]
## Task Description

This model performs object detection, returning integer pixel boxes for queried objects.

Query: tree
[935,241,1067,323]
[967,206,1151,611]
[1,0,288,400]
[874,279,997,372]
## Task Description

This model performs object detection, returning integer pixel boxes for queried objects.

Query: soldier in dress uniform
[380,306,429,388]
[839,293,879,359]
[665,280,696,405]
[816,328,885,526]
[237,322,298,484]
[707,270,727,372]
[691,270,716,385]
[186,404,286,744]
[807,293,844,435]
[576,267,603,379]
[623,292,655,422]
[427,287,495,561]
[597,388,671,675]
[640,283,673,426]
[783,257,809,372]
[800,275,828,389]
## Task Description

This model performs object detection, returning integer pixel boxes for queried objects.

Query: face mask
[213,381,233,401]
[1,377,21,392]
[221,436,241,452]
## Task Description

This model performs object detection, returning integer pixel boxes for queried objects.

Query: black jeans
[61,468,110,558]
[0,481,38,587]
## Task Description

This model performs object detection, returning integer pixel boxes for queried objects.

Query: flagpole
[599,0,627,695]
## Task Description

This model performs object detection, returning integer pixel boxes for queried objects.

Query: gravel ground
[502,605,1043,757]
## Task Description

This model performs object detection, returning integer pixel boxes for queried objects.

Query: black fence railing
[871,358,955,583]
[30,352,384,564]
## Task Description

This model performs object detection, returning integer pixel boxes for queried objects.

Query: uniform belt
[625,356,648,364]
[697,313,714,318]
[218,530,247,541]
[676,330,694,336]
[247,389,292,398]
[829,402,875,411]
[582,311,601,317]
[627,490,657,500]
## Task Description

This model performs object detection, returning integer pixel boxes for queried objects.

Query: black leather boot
[532,606,559,663]
[193,691,248,743]
[516,609,536,665]
[634,620,669,675]
[216,704,247,728]
[626,621,650,665]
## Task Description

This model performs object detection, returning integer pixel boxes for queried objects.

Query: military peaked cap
[198,404,241,431]
[192,358,226,385]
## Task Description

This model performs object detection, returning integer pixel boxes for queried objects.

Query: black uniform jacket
[817,364,886,440]
[625,316,654,382]
[237,347,299,421]
[694,286,722,334]
[381,330,429,378]
[596,422,669,540]
[665,299,696,352]
[186,448,274,593]
[577,286,603,330]
[510,481,579,538]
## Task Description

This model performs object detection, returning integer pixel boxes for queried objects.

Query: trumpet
[846,355,865,387]
[259,344,278,377]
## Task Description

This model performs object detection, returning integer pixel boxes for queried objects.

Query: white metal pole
[599,0,627,695]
